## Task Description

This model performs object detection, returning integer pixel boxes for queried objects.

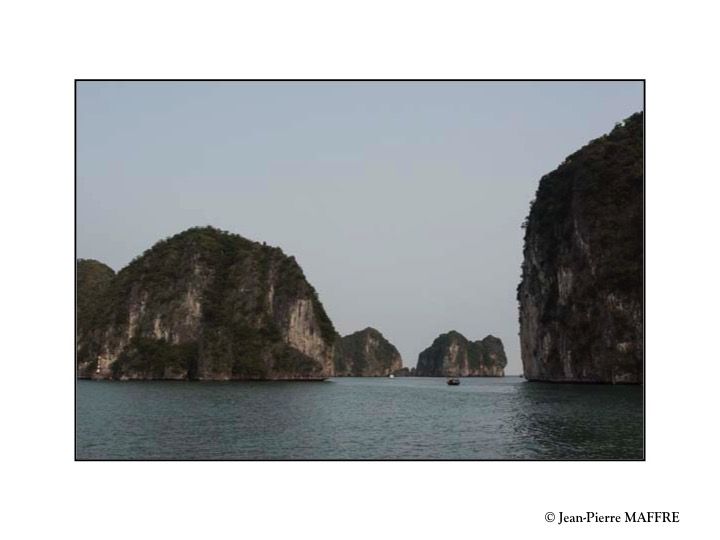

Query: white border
[3,1,718,538]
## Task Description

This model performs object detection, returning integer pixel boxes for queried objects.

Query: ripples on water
[76,378,643,460]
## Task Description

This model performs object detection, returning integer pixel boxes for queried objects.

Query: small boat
[388,374,395,379]
[447,378,460,386]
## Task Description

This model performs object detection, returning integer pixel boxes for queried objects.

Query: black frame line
[74,78,646,462]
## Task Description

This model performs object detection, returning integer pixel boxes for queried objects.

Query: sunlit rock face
[76,227,337,380]
[415,331,507,377]
[518,113,643,383]
[333,327,403,376]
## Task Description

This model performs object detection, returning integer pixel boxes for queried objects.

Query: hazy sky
[77,81,643,373]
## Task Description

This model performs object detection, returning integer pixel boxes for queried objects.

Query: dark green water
[76,377,643,460]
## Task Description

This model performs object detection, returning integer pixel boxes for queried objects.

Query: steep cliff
[415,331,506,376]
[76,226,337,380]
[334,327,403,376]
[517,112,643,383]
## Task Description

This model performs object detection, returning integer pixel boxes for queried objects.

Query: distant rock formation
[517,112,643,383]
[415,331,507,376]
[77,258,115,338]
[334,327,403,376]
[76,227,337,380]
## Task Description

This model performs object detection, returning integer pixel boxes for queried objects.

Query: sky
[76,81,643,373]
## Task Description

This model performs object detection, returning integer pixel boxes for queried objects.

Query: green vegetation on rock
[415,331,507,377]
[112,337,199,379]
[76,259,115,336]
[333,327,403,376]
[518,112,643,383]
[76,227,336,380]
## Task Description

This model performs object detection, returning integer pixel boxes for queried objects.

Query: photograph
[8,1,719,537]
[75,80,644,461]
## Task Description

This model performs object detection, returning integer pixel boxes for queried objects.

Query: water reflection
[76,378,643,459]
[511,383,644,459]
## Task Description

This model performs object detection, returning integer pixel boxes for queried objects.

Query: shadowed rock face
[76,227,337,380]
[77,259,115,337]
[334,327,403,376]
[517,113,643,383]
[415,331,507,377]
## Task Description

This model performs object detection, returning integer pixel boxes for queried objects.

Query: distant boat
[447,378,460,386]
[388,374,395,379]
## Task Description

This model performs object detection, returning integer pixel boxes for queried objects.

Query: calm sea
[76,377,643,460]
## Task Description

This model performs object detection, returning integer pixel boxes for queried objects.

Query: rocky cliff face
[415,331,506,376]
[76,227,337,380]
[334,327,403,376]
[517,112,643,383]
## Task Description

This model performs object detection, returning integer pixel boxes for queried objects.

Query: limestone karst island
[518,112,643,383]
